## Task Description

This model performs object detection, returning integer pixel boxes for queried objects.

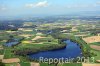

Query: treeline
[13,44,66,56]
[38,27,71,34]
[0,22,21,30]
[0,22,37,30]
[0,62,5,66]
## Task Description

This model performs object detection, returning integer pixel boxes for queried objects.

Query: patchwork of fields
[0,21,100,66]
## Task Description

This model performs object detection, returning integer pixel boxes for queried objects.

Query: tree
[0,62,5,66]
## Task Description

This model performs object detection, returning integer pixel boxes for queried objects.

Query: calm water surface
[29,40,82,59]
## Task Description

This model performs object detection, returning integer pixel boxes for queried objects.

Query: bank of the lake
[29,40,82,60]
[14,43,66,56]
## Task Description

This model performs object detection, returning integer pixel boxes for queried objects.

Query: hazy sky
[0,0,100,18]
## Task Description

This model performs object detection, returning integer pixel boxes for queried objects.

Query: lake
[4,39,20,47]
[29,40,82,59]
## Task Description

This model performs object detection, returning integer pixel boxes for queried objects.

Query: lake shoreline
[14,43,66,56]
[28,40,82,61]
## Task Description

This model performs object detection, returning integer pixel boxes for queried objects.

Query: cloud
[25,4,34,8]
[25,1,48,8]
[35,1,48,7]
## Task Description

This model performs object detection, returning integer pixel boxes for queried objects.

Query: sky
[0,0,100,19]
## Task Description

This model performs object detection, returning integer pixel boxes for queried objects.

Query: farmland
[0,16,100,66]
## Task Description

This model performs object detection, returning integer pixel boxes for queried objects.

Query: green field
[40,63,82,66]
[40,63,55,66]
[90,42,100,46]
[20,62,30,66]
[4,49,15,59]
[58,63,82,66]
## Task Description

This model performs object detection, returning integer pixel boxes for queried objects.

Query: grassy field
[20,62,30,66]
[40,63,82,66]
[5,63,18,66]
[90,49,100,61]
[0,49,4,55]
[88,42,100,61]
[90,42,100,46]
[40,63,55,66]
[58,63,82,66]
[4,49,16,59]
